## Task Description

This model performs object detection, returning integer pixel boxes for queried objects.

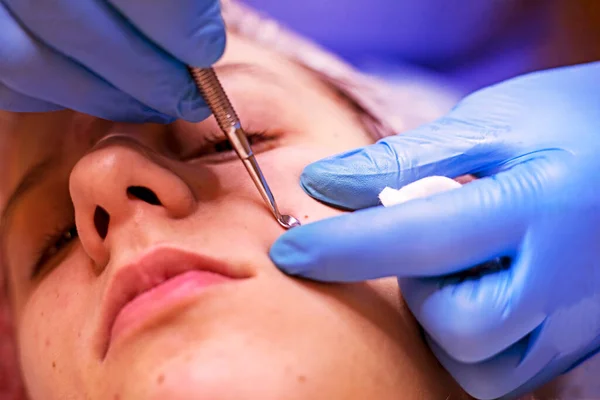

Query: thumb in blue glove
[270,62,600,399]
[0,0,225,123]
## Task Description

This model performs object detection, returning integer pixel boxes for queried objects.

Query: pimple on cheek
[284,363,309,387]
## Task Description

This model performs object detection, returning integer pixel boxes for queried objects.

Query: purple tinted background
[241,0,552,94]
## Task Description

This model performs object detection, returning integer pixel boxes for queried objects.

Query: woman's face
[0,35,463,399]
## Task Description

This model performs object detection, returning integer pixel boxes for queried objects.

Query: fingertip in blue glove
[0,0,226,123]
[270,62,600,399]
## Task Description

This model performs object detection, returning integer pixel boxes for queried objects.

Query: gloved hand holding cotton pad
[378,176,462,207]
[379,175,506,281]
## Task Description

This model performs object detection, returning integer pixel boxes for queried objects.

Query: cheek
[18,258,93,396]
[256,146,346,224]
[251,128,374,224]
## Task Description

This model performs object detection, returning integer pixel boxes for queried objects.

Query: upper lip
[97,245,252,359]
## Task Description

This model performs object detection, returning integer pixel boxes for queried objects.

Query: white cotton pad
[378,176,462,207]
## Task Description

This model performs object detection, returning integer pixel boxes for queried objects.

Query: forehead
[220,34,286,68]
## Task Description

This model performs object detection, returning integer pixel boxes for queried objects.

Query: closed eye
[181,130,278,163]
[32,223,78,279]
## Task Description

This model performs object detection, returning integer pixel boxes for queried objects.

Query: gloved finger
[4,0,212,122]
[108,0,225,67]
[0,82,60,113]
[426,331,558,400]
[271,159,541,280]
[300,112,515,210]
[0,3,171,123]
[399,264,545,364]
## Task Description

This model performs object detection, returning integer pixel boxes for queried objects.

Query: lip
[98,246,251,359]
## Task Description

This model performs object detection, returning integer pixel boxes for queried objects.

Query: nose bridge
[70,143,196,269]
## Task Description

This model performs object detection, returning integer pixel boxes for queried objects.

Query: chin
[99,315,304,400]
[113,347,315,400]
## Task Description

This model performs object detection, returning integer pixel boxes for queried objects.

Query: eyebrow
[0,156,59,278]
[1,156,59,230]
[213,62,280,82]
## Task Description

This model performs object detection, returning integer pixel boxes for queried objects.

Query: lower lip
[110,270,232,345]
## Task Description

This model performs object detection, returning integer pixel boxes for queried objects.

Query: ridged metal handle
[189,67,239,134]
[189,67,252,158]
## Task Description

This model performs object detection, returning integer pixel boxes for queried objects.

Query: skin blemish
[113,395,121,400]
[157,374,165,385]
[297,374,307,383]
[45,338,50,347]
[52,361,56,369]
[303,215,309,219]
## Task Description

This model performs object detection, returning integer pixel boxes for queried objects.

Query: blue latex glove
[0,0,225,123]
[270,62,600,399]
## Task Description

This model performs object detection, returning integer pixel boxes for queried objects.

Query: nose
[70,139,196,269]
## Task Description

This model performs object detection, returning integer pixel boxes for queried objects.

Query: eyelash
[181,129,275,162]
[31,130,276,278]
[32,220,78,278]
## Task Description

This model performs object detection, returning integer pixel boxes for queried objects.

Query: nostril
[94,207,110,240]
[127,186,162,206]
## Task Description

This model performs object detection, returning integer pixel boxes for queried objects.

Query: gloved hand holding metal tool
[270,62,600,399]
[0,0,225,123]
